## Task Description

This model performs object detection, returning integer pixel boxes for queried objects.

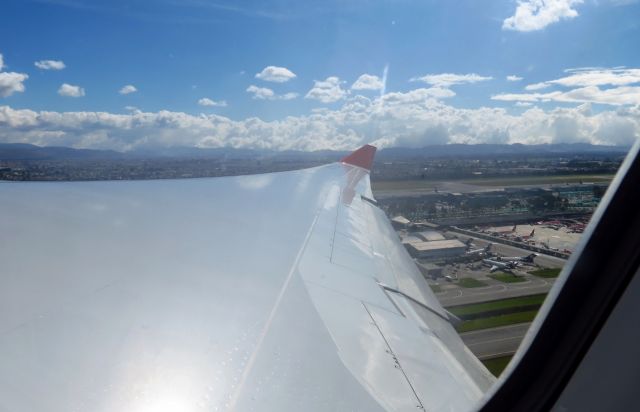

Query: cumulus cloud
[492,85,640,106]
[548,67,640,87]
[0,54,29,98]
[0,72,29,97]
[119,85,137,95]
[58,83,85,97]
[198,97,228,107]
[255,66,297,83]
[352,74,384,90]
[503,0,584,32]
[411,73,492,87]
[246,85,297,100]
[305,77,347,103]
[34,60,66,70]
[1,86,637,152]
[516,101,534,107]
[507,75,523,81]
[381,87,456,103]
[247,85,275,100]
[525,82,551,90]
[496,67,640,106]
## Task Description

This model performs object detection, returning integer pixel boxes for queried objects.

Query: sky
[0,0,639,151]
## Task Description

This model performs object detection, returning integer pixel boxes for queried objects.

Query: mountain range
[0,142,630,161]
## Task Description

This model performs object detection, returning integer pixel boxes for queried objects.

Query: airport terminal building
[406,239,467,259]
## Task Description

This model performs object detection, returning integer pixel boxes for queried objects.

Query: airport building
[417,262,444,279]
[415,230,446,242]
[406,239,467,259]
[401,235,423,244]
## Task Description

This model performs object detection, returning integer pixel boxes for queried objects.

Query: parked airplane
[483,258,517,273]
[498,253,538,264]
[467,242,492,256]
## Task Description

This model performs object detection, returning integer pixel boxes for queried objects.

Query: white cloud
[0,72,29,97]
[524,68,640,92]
[58,83,85,97]
[1,86,636,151]
[411,73,492,87]
[507,75,523,81]
[352,74,384,90]
[34,60,66,70]
[525,82,551,90]
[246,85,297,100]
[492,85,640,106]
[198,97,228,107]
[305,77,347,103]
[0,54,29,98]
[255,66,297,83]
[119,85,137,95]
[279,93,299,100]
[503,0,584,32]
[516,101,534,107]
[381,87,456,104]
[550,67,640,87]
[497,67,640,106]
[247,85,274,100]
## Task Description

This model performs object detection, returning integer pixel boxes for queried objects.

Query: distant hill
[0,143,124,161]
[0,142,629,161]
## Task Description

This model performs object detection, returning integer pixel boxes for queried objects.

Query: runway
[461,322,532,360]
[437,276,555,307]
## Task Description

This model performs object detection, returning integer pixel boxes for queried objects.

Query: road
[461,323,532,360]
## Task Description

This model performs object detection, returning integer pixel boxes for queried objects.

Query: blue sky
[0,0,639,150]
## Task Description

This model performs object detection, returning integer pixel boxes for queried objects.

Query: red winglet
[341,144,377,171]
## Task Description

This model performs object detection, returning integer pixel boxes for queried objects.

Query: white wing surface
[0,145,494,411]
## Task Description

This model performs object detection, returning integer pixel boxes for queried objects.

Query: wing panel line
[228,210,321,410]
[362,302,425,411]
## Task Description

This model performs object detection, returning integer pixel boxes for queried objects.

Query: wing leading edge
[0,145,493,411]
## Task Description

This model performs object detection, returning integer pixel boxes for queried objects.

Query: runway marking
[460,323,532,337]
[465,335,525,347]
[479,350,519,360]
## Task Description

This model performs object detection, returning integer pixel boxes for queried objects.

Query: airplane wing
[0,145,494,411]
[490,266,500,273]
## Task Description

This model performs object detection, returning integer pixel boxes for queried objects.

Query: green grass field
[530,268,562,278]
[482,356,513,377]
[455,310,538,333]
[457,278,488,288]
[489,273,527,283]
[429,284,443,293]
[448,294,547,317]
